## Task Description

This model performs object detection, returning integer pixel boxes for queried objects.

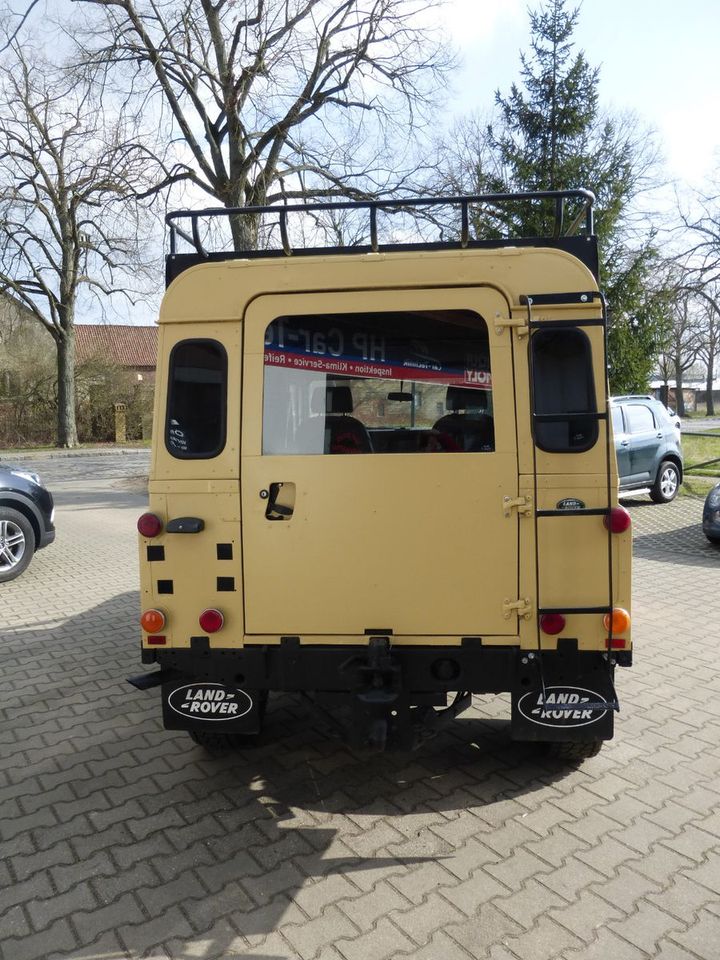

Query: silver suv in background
[610,396,684,503]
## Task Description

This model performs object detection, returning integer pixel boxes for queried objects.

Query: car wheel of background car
[541,740,603,762]
[0,507,35,583]
[650,460,680,503]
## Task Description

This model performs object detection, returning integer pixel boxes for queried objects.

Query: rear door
[240,286,519,638]
[611,404,631,481]
[625,402,660,483]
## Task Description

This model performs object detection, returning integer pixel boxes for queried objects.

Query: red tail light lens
[141,609,166,634]
[607,637,627,649]
[539,613,566,635]
[137,513,163,538]
[199,608,224,633]
[604,507,631,533]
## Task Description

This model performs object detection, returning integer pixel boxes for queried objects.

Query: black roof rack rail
[164,189,596,285]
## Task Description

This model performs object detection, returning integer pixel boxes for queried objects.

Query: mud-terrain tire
[188,691,268,752]
[542,740,603,761]
[650,460,680,503]
[188,730,259,752]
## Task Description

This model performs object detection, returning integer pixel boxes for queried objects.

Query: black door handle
[265,482,295,520]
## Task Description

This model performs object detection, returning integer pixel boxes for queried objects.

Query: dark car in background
[610,396,684,503]
[0,464,55,582]
[703,482,720,544]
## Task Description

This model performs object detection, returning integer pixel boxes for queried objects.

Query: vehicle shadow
[1,592,595,960]
[631,522,720,567]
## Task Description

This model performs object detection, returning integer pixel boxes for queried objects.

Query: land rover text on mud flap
[129,191,632,761]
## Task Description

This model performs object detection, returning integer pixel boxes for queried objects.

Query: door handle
[264,482,296,520]
[620,440,630,446]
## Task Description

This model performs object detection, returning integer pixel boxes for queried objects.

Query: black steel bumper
[133,638,622,749]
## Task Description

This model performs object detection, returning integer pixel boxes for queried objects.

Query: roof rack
[165,189,596,284]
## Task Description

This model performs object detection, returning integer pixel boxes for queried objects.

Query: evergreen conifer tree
[439,0,666,390]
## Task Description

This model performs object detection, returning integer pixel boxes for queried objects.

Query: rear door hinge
[503,495,533,518]
[494,316,529,338]
[503,598,533,620]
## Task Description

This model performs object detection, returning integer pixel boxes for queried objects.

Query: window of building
[531,328,598,452]
[166,339,227,458]
[262,310,494,455]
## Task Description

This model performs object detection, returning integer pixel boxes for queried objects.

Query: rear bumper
[139,639,622,747]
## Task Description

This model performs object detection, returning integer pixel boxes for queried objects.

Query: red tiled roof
[75,324,157,368]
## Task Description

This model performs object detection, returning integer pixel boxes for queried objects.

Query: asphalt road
[0,451,719,960]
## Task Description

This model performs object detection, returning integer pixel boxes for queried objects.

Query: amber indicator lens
[141,609,166,634]
[137,513,163,538]
[603,507,631,533]
[603,607,631,634]
[539,613,566,635]
[199,608,224,633]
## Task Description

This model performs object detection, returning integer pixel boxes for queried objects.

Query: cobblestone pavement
[1,454,719,960]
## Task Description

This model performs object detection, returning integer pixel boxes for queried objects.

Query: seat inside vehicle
[432,386,495,452]
[311,384,374,454]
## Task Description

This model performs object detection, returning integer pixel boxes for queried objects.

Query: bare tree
[676,185,720,415]
[70,0,452,250]
[656,289,704,417]
[683,282,720,416]
[0,39,152,446]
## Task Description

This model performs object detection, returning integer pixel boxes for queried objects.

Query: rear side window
[611,405,624,435]
[166,339,227,458]
[625,404,655,434]
[531,329,598,452]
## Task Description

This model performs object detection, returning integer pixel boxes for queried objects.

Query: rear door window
[611,405,625,435]
[625,404,656,434]
[262,310,493,455]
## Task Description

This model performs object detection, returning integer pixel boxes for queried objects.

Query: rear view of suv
[610,396,683,503]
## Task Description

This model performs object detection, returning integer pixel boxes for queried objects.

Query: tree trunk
[57,327,78,448]
[707,347,715,416]
[673,358,685,417]
[229,210,259,252]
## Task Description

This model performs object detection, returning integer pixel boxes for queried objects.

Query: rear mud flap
[511,650,617,742]
[162,680,264,734]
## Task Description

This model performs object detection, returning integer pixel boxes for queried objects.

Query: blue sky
[443,0,720,190]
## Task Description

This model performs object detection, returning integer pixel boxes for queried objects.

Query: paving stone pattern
[1,454,719,960]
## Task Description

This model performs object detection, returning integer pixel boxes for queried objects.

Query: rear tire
[188,691,268,753]
[650,460,680,503]
[188,729,259,753]
[0,507,35,583]
[541,740,603,761]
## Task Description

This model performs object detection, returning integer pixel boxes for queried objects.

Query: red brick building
[75,324,158,382]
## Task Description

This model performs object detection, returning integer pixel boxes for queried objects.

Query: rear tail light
[141,609,166,634]
[604,507,631,533]
[607,637,627,649]
[603,607,631,634]
[199,608,224,633]
[539,613,566,635]
[147,635,167,646]
[137,513,163,537]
